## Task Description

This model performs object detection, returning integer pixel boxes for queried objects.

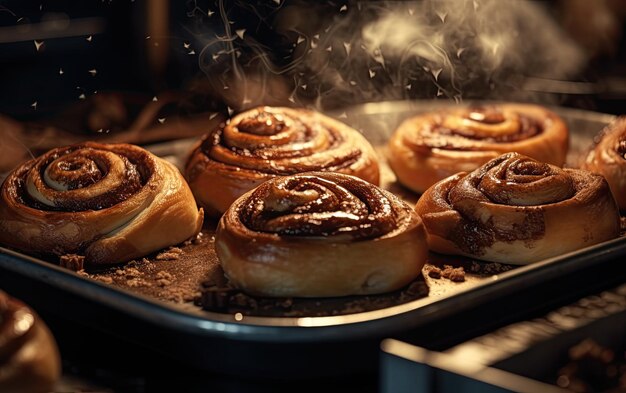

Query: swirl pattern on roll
[583,117,626,210]
[240,174,397,239]
[388,103,569,194]
[216,172,427,297]
[0,142,203,266]
[415,153,619,264]
[185,106,380,215]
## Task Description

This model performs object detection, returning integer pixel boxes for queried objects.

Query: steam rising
[195,0,586,110]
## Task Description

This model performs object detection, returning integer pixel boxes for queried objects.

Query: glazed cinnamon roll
[185,106,380,216]
[0,291,60,393]
[0,142,203,266]
[415,153,619,264]
[215,172,427,297]
[582,117,626,210]
[388,104,569,194]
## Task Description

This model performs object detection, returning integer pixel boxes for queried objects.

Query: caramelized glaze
[415,106,543,150]
[185,106,380,215]
[215,172,428,297]
[416,153,620,264]
[0,142,203,265]
[583,117,626,210]
[201,107,362,175]
[387,103,569,194]
[239,173,402,239]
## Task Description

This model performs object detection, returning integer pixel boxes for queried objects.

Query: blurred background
[0,0,625,125]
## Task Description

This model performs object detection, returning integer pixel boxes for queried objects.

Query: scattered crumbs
[115,267,142,279]
[95,276,113,284]
[156,247,183,260]
[126,278,150,288]
[71,228,431,317]
[425,264,466,282]
[156,271,173,280]
[160,288,199,303]
[156,278,172,287]
[442,265,466,282]
[467,261,515,275]
[428,266,442,279]
[59,254,85,271]
[155,271,174,287]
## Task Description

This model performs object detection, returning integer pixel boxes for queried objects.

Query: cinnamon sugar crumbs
[467,261,515,275]
[126,278,151,288]
[156,271,173,280]
[156,271,174,287]
[96,276,113,284]
[160,288,199,303]
[156,247,183,261]
[426,264,466,282]
[59,254,85,271]
[124,267,142,278]
[442,265,466,282]
[156,279,172,287]
[76,269,112,284]
[428,266,442,279]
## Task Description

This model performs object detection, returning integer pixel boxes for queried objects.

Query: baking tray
[0,100,624,377]
[380,282,626,393]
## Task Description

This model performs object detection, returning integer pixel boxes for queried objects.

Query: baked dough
[185,106,380,216]
[388,103,569,194]
[415,152,619,264]
[583,117,626,210]
[215,172,427,297]
[0,142,203,266]
[0,291,61,393]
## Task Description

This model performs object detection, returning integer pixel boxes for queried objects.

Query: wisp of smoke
[194,0,586,110]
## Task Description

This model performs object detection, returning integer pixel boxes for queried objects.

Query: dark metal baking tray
[380,282,626,393]
[0,101,624,377]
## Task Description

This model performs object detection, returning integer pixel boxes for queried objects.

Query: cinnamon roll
[388,104,569,194]
[415,153,619,264]
[582,117,626,210]
[215,172,427,297]
[0,291,60,393]
[0,142,203,266]
[185,106,380,216]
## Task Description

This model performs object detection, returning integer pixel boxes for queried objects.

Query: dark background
[1,0,625,122]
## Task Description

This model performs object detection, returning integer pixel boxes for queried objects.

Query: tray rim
[0,100,622,343]
[2,235,626,343]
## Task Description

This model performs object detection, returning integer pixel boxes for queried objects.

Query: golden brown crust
[388,103,569,194]
[0,291,60,393]
[582,117,626,210]
[185,106,380,216]
[215,172,427,297]
[415,153,619,264]
[0,142,203,266]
